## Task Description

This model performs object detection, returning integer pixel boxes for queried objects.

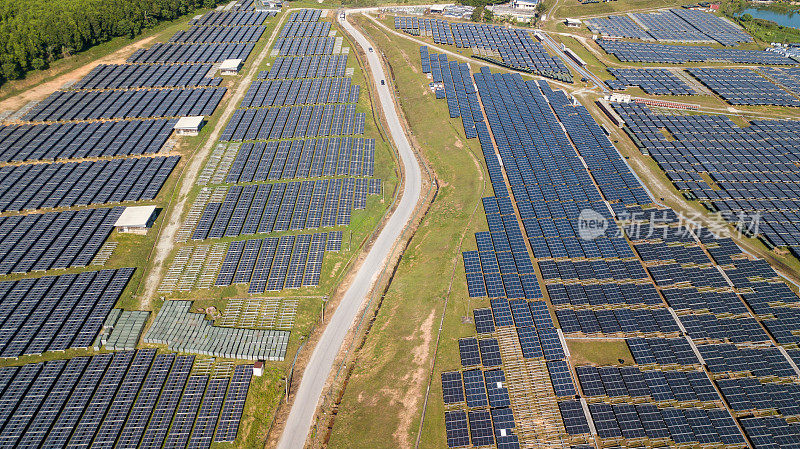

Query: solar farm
[397,17,572,82]
[411,31,800,446]
[0,3,398,446]
[9,0,800,446]
[585,8,752,45]
[597,39,795,64]
[687,68,800,106]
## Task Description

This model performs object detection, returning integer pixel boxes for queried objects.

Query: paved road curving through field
[276,10,423,449]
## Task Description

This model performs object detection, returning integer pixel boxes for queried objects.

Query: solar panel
[441,371,464,405]
[444,410,469,448]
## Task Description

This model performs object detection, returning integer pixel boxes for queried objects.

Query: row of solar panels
[571,401,744,444]
[189,10,273,26]
[273,37,336,56]
[598,39,795,64]
[170,25,266,44]
[288,9,321,23]
[0,207,122,275]
[0,350,251,448]
[224,137,375,184]
[279,21,331,38]
[189,10,276,27]
[615,102,800,258]
[220,103,365,142]
[555,307,680,336]
[0,118,175,163]
[546,282,663,307]
[538,258,648,281]
[688,68,800,107]
[0,155,178,212]
[70,64,219,90]
[240,77,358,108]
[23,87,226,122]
[215,231,339,293]
[259,54,348,80]
[576,365,717,403]
[191,177,376,240]
[127,41,255,64]
[606,68,695,96]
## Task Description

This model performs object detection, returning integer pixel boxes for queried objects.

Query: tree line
[0,0,224,86]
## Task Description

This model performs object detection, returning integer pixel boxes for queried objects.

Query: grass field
[324,15,495,449]
[567,339,634,366]
[550,0,687,19]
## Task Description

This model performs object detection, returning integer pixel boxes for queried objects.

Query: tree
[471,6,484,22]
[483,8,493,22]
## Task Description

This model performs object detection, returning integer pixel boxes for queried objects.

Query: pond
[737,7,800,29]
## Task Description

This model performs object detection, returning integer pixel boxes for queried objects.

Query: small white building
[114,205,158,234]
[253,361,264,376]
[510,0,539,10]
[255,0,281,12]
[219,58,243,75]
[565,17,582,27]
[174,116,205,136]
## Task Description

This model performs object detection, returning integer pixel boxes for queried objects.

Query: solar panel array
[260,54,348,79]
[688,68,800,106]
[223,137,375,183]
[0,350,252,447]
[0,155,178,211]
[396,18,571,81]
[189,10,274,26]
[0,16,274,446]
[395,17,454,45]
[215,231,333,293]
[0,268,133,358]
[759,66,800,97]
[577,366,717,402]
[606,68,694,95]
[0,206,123,274]
[23,87,226,121]
[240,77,356,108]
[221,103,363,141]
[586,402,743,443]
[170,25,267,43]
[585,8,752,45]
[614,102,800,255]
[191,178,377,239]
[424,18,800,449]
[127,42,255,63]
[422,50,483,139]
[71,64,220,90]
[0,118,176,162]
[598,39,794,64]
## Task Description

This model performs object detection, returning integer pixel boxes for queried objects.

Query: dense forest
[0,0,223,86]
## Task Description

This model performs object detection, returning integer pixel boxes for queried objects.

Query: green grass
[551,0,687,19]
[567,339,634,366]
[326,15,492,449]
